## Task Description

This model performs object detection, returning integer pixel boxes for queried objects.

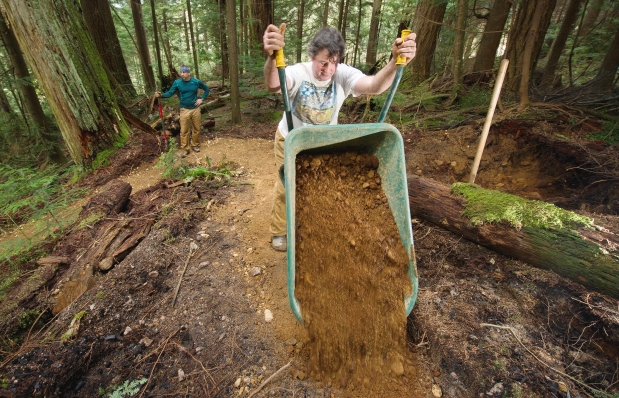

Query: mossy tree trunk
[0,0,130,166]
[0,13,67,164]
[81,0,137,100]
[407,175,619,299]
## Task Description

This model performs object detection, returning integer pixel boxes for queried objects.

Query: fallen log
[407,175,619,299]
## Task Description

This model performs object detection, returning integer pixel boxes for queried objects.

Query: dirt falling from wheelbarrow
[295,151,414,393]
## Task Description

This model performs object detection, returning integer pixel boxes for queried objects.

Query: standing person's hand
[195,98,203,106]
[263,23,287,57]
[391,32,417,65]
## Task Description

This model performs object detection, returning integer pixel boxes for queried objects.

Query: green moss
[451,183,593,230]
[77,211,105,230]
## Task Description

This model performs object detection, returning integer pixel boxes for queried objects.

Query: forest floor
[0,96,618,398]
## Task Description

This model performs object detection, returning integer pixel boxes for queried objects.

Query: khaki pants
[179,107,201,150]
[269,129,286,236]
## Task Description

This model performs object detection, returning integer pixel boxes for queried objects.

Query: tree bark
[519,0,547,107]
[219,0,229,80]
[581,0,603,34]
[365,0,382,68]
[251,0,273,54]
[130,0,156,93]
[0,82,12,114]
[540,0,584,89]
[588,22,619,92]
[473,0,512,72]
[352,0,363,67]
[407,175,619,300]
[409,0,448,84]
[149,0,164,84]
[452,0,469,88]
[226,0,241,124]
[0,2,130,166]
[504,0,558,93]
[296,0,305,63]
[81,0,137,100]
[0,13,67,164]
[186,0,200,80]
[322,0,330,26]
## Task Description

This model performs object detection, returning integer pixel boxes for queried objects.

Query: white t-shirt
[277,62,365,138]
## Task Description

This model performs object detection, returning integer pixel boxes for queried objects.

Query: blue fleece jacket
[161,77,210,109]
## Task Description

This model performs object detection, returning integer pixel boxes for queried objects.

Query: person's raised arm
[353,32,417,95]
[263,23,290,93]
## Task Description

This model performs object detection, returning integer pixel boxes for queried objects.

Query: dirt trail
[2,119,619,398]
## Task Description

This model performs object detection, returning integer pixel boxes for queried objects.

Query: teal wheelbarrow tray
[283,123,418,323]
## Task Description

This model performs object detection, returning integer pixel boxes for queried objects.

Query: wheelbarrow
[275,30,418,323]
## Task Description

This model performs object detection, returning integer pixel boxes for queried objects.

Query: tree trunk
[473,0,512,72]
[410,0,448,84]
[186,0,199,80]
[504,0,558,93]
[365,0,382,68]
[149,0,164,85]
[581,0,603,34]
[519,0,547,107]
[130,0,156,94]
[540,0,584,89]
[452,0,469,88]
[341,0,350,43]
[251,0,274,54]
[588,22,619,92]
[296,0,305,63]
[219,0,230,80]
[407,175,619,300]
[352,0,362,67]
[226,0,241,124]
[182,8,190,52]
[323,0,330,26]
[0,0,130,166]
[0,82,12,114]
[0,12,66,164]
[81,0,137,100]
[161,8,175,77]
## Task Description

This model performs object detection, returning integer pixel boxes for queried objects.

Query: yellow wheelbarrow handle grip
[275,49,286,68]
[396,29,412,65]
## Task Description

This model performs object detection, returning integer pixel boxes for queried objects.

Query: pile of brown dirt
[295,152,413,392]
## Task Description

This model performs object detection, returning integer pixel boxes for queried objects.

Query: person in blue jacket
[155,65,210,157]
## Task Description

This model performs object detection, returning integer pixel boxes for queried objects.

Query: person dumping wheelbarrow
[262,24,417,251]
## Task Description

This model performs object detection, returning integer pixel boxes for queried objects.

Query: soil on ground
[0,99,618,398]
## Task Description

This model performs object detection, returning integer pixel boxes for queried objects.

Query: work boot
[192,146,200,152]
[271,235,287,252]
[180,149,189,158]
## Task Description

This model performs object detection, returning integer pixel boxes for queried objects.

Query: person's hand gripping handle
[272,24,293,131]
[378,29,413,123]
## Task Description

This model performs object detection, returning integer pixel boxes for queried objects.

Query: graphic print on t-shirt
[292,80,337,125]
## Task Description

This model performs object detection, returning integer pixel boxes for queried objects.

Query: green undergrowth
[451,183,594,230]
[0,164,88,297]
[156,138,238,185]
